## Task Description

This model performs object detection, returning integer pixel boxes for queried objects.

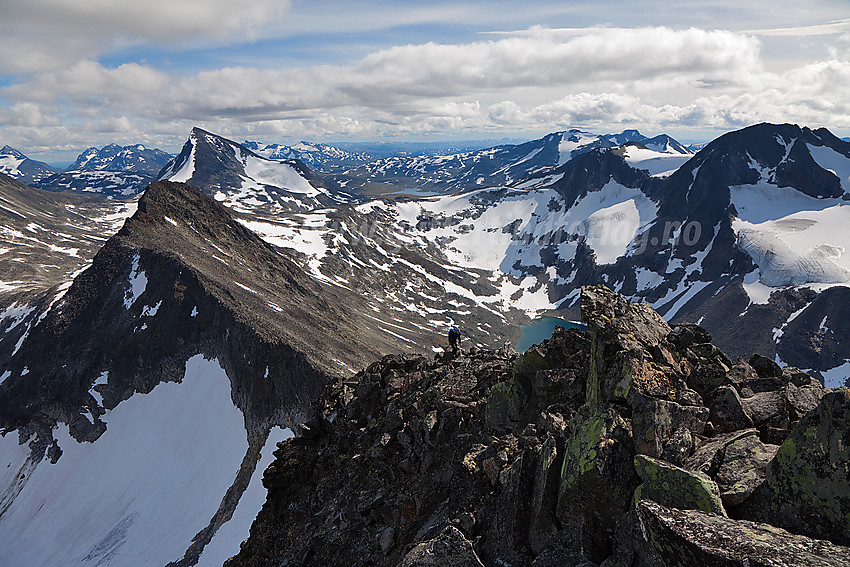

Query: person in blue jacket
[448,326,462,356]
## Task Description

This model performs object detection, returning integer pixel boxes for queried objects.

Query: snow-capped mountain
[0,146,61,185]
[2,121,850,566]
[159,128,353,214]
[241,140,374,173]
[157,123,850,381]
[239,123,849,383]
[33,143,172,198]
[67,143,172,175]
[336,129,693,196]
[346,123,850,382]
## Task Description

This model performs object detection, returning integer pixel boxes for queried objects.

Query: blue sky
[2,0,849,162]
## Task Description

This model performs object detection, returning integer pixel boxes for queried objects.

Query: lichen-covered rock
[396,526,485,567]
[633,455,726,516]
[739,388,850,545]
[713,432,778,508]
[637,499,850,567]
[557,409,638,530]
[630,391,707,458]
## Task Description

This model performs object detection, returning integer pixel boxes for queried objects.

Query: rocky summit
[226,285,848,567]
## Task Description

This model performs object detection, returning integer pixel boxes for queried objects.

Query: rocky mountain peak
[0,145,25,158]
[227,284,846,566]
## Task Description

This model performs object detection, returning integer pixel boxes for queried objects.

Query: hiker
[448,326,462,356]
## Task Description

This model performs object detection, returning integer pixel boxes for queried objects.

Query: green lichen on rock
[634,454,727,516]
[557,409,636,527]
[513,345,557,377]
[485,378,522,431]
[741,389,850,545]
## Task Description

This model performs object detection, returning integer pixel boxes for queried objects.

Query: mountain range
[154,123,850,380]
[0,145,61,185]
[1,121,850,565]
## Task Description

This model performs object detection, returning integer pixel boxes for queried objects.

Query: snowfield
[0,355,263,567]
[731,183,850,287]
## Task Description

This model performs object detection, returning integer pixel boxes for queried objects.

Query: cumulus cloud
[95,26,764,122]
[2,24,849,153]
[0,0,290,73]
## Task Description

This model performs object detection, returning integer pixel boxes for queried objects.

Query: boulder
[397,526,485,567]
[740,389,788,429]
[785,380,825,422]
[708,386,753,433]
[688,360,734,397]
[667,323,712,349]
[713,432,778,508]
[637,499,850,567]
[660,427,694,467]
[739,388,850,545]
[749,353,783,378]
[630,391,708,458]
[633,455,726,516]
[685,429,759,476]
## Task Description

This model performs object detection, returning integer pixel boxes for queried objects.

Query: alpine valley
[1,121,850,566]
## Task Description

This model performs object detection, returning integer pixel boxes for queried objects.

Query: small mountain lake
[516,316,587,352]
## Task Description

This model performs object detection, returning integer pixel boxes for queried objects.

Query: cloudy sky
[2,0,850,163]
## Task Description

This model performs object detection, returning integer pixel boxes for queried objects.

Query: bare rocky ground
[226,285,849,567]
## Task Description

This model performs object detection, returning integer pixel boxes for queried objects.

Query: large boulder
[557,409,638,532]
[630,391,708,458]
[712,432,779,508]
[633,455,726,516]
[637,499,850,567]
[708,385,753,433]
[739,388,850,545]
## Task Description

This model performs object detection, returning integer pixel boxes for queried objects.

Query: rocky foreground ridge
[227,285,850,567]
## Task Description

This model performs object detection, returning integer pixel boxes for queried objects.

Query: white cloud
[0,0,290,74]
[2,24,850,154]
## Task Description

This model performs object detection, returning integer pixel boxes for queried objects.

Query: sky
[1,0,850,163]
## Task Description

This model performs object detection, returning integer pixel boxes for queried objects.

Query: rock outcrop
[227,285,848,566]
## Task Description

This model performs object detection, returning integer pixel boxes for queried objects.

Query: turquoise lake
[516,316,587,352]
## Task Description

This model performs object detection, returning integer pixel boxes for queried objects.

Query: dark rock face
[228,285,850,566]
